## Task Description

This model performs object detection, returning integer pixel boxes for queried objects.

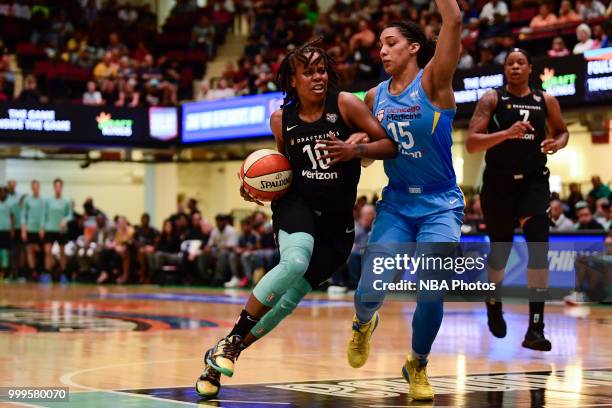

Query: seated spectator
[101,79,119,106]
[550,198,575,231]
[134,213,159,284]
[254,72,277,94]
[493,34,516,65]
[479,0,508,26]
[142,79,161,107]
[18,75,43,103]
[573,24,596,54]
[74,48,96,70]
[589,176,611,201]
[107,32,128,56]
[78,214,110,279]
[566,182,584,220]
[150,219,182,281]
[206,78,236,101]
[83,80,103,106]
[548,37,570,57]
[140,54,162,84]
[592,25,607,48]
[192,15,216,57]
[349,20,376,52]
[222,62,237,81]
[117,56,136,82]
[133,42,150,64]
[94,52,118,81]
[461,17,480,41]
[557,0,581,23]
[228,218,258,288]
[115,79,140,107]
[478,44,496,67]
[529,3,558,28]
[575,201,605,230]
[158,56,180,105]
[197,214,238,286]
[112,215,134,284]
[594,198,610,227]
[250,54,271,78]
[579,0,606,19]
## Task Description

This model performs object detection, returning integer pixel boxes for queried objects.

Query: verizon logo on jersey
[301,170,338,180]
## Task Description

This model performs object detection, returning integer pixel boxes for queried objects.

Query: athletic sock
[528,301,545,329]
[229,309,260,338]
[411,349,429,366]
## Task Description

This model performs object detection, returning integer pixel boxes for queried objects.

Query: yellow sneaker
[206,335,243,377]
[347,312,379,368]
[402,356,434,400]
[195,361,221,398]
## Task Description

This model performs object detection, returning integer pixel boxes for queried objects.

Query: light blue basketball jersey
[373,69,463,216]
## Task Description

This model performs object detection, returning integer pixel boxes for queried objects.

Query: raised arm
[423,0,462,106]
[540,92,569,155]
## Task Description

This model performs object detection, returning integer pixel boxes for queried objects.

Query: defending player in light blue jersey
[321,0,464,401]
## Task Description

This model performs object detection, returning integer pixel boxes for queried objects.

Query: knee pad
[253,232,313,307]
[280,245,312,277]
[523,216,549,269]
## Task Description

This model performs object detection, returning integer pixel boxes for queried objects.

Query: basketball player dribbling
[467,48,569,351]
[195,40,397,398]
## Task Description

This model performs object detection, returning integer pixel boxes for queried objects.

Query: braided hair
[275,38,339,108]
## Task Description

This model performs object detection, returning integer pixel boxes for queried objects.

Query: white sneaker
[224,276,241,288]
[564,291,588,306]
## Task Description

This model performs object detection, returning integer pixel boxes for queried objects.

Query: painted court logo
[0,306,217,332]
[96,112,133,137]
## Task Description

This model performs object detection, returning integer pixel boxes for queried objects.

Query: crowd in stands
[202,0,612,100]
[1,0,610,104]
[0,0,237,105]
[0,175,609,289]
[463,175,612,233]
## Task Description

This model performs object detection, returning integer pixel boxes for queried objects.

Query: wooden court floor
[0,282,610,407]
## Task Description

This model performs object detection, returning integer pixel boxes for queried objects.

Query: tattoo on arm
[469,91,496,132]
[356,144,367,156]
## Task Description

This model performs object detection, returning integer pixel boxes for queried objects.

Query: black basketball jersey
[485,88,548,174]
[281,91,361,212]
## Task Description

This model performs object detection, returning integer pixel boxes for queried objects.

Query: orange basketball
[240,149,292,202]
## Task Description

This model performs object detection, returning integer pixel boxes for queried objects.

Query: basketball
[240,149,292,202]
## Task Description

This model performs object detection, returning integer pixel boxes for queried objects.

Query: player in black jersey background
[195,40,396,398]
[466,48,569,351]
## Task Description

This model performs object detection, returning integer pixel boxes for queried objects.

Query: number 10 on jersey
[303,144,332,170]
